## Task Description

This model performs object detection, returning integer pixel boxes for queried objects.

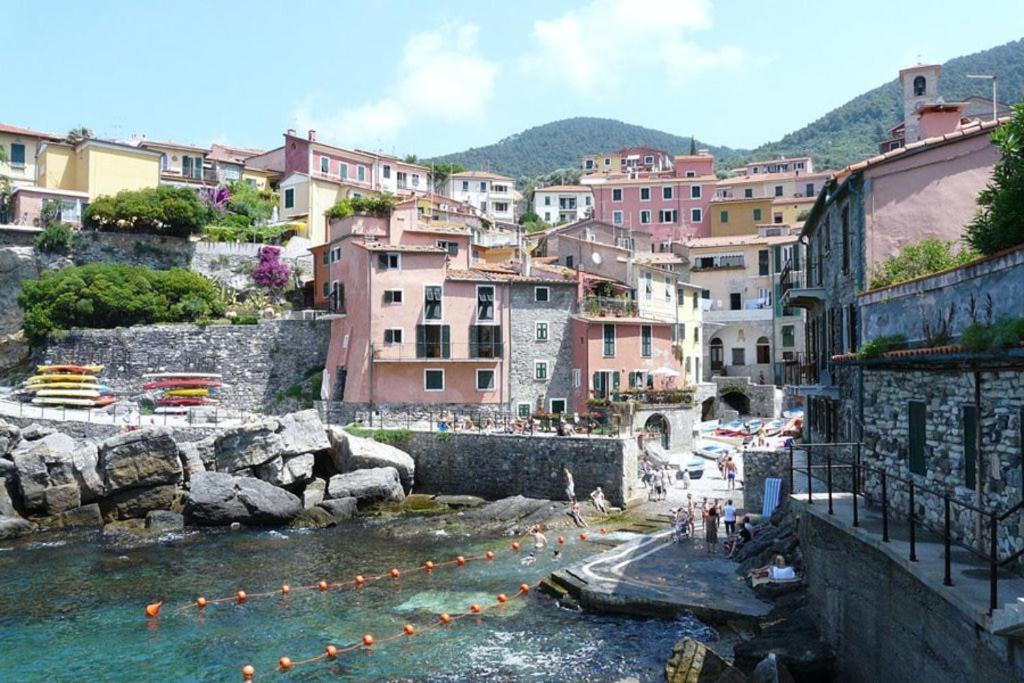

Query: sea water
[0,522,716,681]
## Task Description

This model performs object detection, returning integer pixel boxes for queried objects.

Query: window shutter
[441,325,451,359]
[774,246,782,273]
[378,253,388,269]
[793,244,801,272]
[415,325,426,358]
[612,372,620,392]
[909,401,927,475]
[963,406,977,489]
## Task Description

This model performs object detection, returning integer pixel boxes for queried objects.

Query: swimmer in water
[521,553,536,566]
[552,549,561,561]
[530,524,548,549]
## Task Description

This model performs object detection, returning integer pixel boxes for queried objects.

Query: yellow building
[278,172,377,243]
[675,281,705,385]
[771,196,816,227]
[37,139,161,199]
[709,196,774,236]
[581,152,622,175]
[0,123,62,189]
[241,167,275,190]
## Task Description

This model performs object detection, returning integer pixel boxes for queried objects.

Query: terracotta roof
[715,170,831,185]
[685,234,796,249]
[834,116,1009,181]
[771,196,816,205]
[207,143,265,164]
[140,140,210,154]
[535,185,591,193]
[407,223,471,235]
[355,242,446,253]
[593,175,717,187]
[449,170,514,181]
[0,122,62,139]
[833,341,1024,363]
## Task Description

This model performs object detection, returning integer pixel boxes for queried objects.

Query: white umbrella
[650,367,679,377]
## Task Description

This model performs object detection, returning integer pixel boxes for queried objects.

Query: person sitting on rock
[589,487,609,514]
[568,500,588,528]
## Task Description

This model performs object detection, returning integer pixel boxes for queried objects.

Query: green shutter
[773,246,782,274]
[441,325,451,359]
[963,406,977,489]
[773,283,782,317]
[415,325,426,358]
[909,401,926,475]
[612,371,620,392]
[793,245,801,272]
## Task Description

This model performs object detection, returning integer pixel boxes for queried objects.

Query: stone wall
[742,448,791,514]
[509,282,577,414]
[799,507,1024,682]
[0,415,219,443]
[401,431,639,507]
[43,320,330,413]
[710,376,782,417]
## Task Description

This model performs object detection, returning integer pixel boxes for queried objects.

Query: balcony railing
[372,342,504,361]
[782,351,819,386]
[581,296,638,318]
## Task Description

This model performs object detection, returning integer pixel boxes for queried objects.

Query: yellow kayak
[29,374,99,383]
[35,389,101,398]
[163,388,210,397]
[25,380,99,389]
[36,364,104,374]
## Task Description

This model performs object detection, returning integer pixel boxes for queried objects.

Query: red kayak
[143,379,223,390]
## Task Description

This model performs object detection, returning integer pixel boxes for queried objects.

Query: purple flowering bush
[251,246,292,290]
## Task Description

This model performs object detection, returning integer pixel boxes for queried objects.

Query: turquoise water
[0,523,715,681]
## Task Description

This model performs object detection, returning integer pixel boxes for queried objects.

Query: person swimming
[521,553,536,566]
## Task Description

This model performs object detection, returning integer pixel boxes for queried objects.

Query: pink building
[10,186,88,227]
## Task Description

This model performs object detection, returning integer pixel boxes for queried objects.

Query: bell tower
[899,63,941,143]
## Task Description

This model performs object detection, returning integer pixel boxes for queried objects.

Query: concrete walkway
[793,493,1024,632]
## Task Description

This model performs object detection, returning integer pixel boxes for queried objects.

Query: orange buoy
[362,634,375,647]
[278,656,292,671]
[519,583,530,594]
[390,568,400,579]
[440,613,452,624]
[557,535,565,545]
[497,593,508,603]
[236,590,247,603]
[511,541,520,551]
[403,624,415,636]
[196,597,207,609]
[325,644,338,659]
[145,600,163,618]
[456,555,466,566]
[242,664,255,680]
[318,580,329,592]
[355,575,365,586]
[424,560,434,571]
[281,584,291,595]
[470,603,481,613]
[579,532,588,541]
[485,551,495,560]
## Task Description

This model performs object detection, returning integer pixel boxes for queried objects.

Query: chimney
[523,251,532,277]
[308,130,317,142]
[286,128,296,136]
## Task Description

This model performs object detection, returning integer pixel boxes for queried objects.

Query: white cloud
[293,23,497,148]
[524,0,742,95]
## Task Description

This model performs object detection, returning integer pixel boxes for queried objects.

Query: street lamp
[966,74,998,122]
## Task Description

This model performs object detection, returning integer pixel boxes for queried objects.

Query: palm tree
[66,126,94,145]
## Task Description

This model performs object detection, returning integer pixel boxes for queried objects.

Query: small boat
[142,372,223,379]
[163,388,211,398]
[763,419,786,436]
[35,389,101,398]
[29,374,99,383]
[36,364,104,374]
[782,408,805,420]
[142,379,224,390]
[156,397,220,406]
[714,419,746,437]
[696,441,733,460]
[745,419,765,434]
[154,406,191,415]
[32,397,99,407]
[93,396,118,407]
[24,381,100,391]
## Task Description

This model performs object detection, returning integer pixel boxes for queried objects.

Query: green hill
[428,38,1023,178]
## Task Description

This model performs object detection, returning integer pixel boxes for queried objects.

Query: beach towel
[762,477,782,517]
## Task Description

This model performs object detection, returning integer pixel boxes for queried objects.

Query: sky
[4,0,1023,158]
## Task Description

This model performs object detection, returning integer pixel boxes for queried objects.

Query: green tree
[225,181,278,224]
[428,162,464,190]
[965,102,1024,255]
[869,238,977,289]
[83,186,207,237]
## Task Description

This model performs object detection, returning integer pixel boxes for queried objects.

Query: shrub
[34,222,75,253]
[965,102,1024,255]
[18,263,224,344]
[230,315,259,325]
[226,181,277,223]
[868,238,977,290]
[326,194,396,220]
[202,222,291,244]
[83,187,207,237]
[344,426,411,447]
[251,246,292,290]
[960,318,1024,352]
[858,334,907,358]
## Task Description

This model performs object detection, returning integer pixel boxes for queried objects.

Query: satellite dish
[591,252,603,265]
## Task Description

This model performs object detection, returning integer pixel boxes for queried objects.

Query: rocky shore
[0,409,417,540]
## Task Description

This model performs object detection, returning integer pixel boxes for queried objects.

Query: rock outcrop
[185,471,303,526]
[328,427,415,490]
[327,467,405,506]
[11,432,82,513]
[98,427,183,493]
[666,638,747,683]
[318,497,357,520]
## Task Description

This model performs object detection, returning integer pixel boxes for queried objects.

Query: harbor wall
[742,447,790,514]
[402,431,639,508]
[42,320,330,412]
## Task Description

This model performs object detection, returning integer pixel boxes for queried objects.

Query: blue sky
[4,0,1022,158]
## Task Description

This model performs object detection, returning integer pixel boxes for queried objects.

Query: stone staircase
[990,597,1024,637]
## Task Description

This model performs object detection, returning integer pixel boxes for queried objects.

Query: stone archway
[701,397,716,421]
[644,413,670,449]
[721,391,750,415]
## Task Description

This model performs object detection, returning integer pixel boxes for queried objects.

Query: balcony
[704,307,774,323]
[580,296,638,318]
[781,352,819,387]
[779,259,824,309]
[372,341,504,362]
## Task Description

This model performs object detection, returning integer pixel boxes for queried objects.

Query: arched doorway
[721,391,750,415]
[644,414,670,449]
[701,397,716,421]
[756,336,771,364]
[709,337,724,372]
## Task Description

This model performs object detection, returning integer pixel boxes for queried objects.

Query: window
[612,210,623,225]
[913,75,926,97]
[479,181,487,192]
[321,251,329,266]
[909,401,927,475]
[612,188,623,202]
[320,157,329,174]
[396,171,407,190]
[719,210,729,224]
[437,240,459,256]
[744,188,753,198]
[357,166,366,182]
[685,171,695,178]
[550,398,567,414]
[693,326,699,343]
[565,255,574,268]
[479,201,487,213]
[416,325,450,358]
[664,277,672,301]
[604,157,611,166]
[690,185,701,199]
[641,325,652,357]
[383,164,391,179]
[644,155,654,165]
[534,361,549,381]
[774,185,783,197]
[411,173,419,187]
[340,164,349,179]
[729,293,741,310]
[841,205,850,274]
[753,208,762,221]
[710,338,723,369]
[692,292,698,309]
[640,210,652,224]
[782,325,795,347]
[284,188,295,209]
[461,180,469,192]
[536,322,549,341]
[585,160,594,170]
[544,211,551,221]
[603,323,615,357]
[847,304,858,353]
[644,272,653,299]
[476,286,494,320]
[517,403,532,418]
[773,213,784,224]
[572,368,581,388]
[470,325,502,357]
[963,406,977,489]
[476,369,495,391]
[585,196,591,206]
[383,289,403,304]
[384,328,403,345]
[9,143,25,166]
[544,195,551,206]
[322,281,329,298]
[378,252,401,270]
[534,286,549,302]
[758,249,769,276]
[731,348,746,365]
[423,285,443,320]
[756,336,771,364]
[424,369,445,391]
[659,210,677,223]
[690,208,702,223]
[640,187,651,201]
[662,186,673,200]
[805,183,814,197]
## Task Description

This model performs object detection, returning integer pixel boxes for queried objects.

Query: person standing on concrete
[562,466,575,501]
[723,500,736,536]
[725,456,738,490]
[704,500,721,554]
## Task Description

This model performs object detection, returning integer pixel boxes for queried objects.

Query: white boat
[142,372,223,379]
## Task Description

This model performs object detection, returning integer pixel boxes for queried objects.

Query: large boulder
[213,419,284,472]
[99,427,182,493]
[146,510,184,533]
[0,420,20,456]
[277,410,331,456]
[70,442,105,503]
[327,427,415,490]
[326,467,404,506]
[11,432,81,514]
[303,478,326,510]
[0,516,31,539]
[0,478,17,517]
[185,472,302,526]
[255,453,314,488]
[318,496,357,520]
[177,441,208,479]
[20,423,55,441]
[666,637,747,683]
[56,503,103,529]
[102,484,179,521]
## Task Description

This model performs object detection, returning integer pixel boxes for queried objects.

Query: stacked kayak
[24,364,117,407]
[142,373,224,413]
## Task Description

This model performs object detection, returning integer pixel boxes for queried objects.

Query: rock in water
[303,478,326,510]
[57,503,103,529]
[212,419,284,472]
[319,497,357,520]
[99,428,182,493]
[327,426,415,490]
[102,484,178,521]
[11,432,81,514]
[0,516,32,539]
[665,637,747,683]
[186,472,302,526]
[255,453,314,488]
[277,410,331,456]
[326,468,404,506]
[749,653,795,683]
[0,476,18,517]
[145,510,184,532]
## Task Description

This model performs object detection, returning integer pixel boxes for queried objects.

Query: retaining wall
[742,447,790,514]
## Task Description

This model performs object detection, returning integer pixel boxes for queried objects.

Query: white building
[533,185,593,224]
[356,151,430,196]
[442,171,515,223]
